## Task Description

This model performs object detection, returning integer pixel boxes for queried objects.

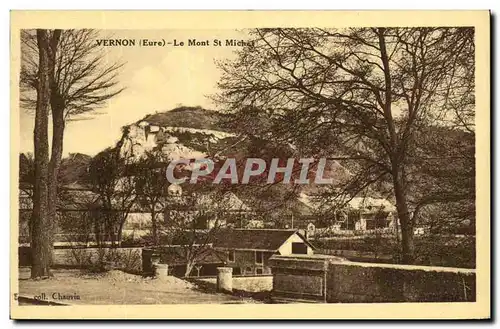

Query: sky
[19,29,248,156]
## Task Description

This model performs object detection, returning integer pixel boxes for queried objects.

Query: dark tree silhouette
[88,145,137,247]
[215,27,474,263]
[134,150,171,246]
[161,190,234,277]
[21,29,124,277]
[29,29,54,278]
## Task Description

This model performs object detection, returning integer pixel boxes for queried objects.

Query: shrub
[69,247,142,274]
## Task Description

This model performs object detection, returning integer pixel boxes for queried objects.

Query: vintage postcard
[10,10,490,320]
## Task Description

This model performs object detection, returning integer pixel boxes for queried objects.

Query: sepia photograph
[9,10,490,320]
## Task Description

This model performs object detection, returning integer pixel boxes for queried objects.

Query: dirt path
[17,267,259,305]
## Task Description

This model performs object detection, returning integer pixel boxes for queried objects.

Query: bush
[69,247,94,269]
[120,234,147,247]
[69,247,142,274]
[313,234,475,268]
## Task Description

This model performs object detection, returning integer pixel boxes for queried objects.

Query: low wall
[197,275,273,293]
[318,249,394,263]
[327,261,475,302]
[19,246,143,273]
[269,254,332,303]
[269,255,475,303]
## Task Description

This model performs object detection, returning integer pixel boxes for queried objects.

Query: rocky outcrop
[119,119,235,162]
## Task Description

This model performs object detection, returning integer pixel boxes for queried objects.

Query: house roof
[213,229,315,251]
[298,193,396,214]
[348,197,396,213]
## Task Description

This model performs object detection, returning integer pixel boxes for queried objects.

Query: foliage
[88,145,137,246]
[139,106,227,131]
[20,29,124,117]
[21,28,125,278]
[214,27,475,263]
[314,234,475,268]
[133,151,170,245]
[160,189,240,277]
[69,247,142,274]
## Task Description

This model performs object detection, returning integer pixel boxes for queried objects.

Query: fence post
[155,264,169,279]
[217,267,233,293]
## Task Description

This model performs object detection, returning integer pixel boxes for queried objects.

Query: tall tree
[29,30,52,278]
[215,27,474,263]
[134,150,170,246]
[88,130,137,246]
[20,29,124,272]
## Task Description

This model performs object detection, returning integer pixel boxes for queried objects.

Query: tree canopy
[215,27,475,263]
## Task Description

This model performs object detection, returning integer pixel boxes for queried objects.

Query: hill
[138,106,229,132]
[115,106,359,221]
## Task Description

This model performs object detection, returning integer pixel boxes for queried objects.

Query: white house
[213,229,316,275]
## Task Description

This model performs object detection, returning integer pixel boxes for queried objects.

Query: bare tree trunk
[117,213,126,246]
[30,29,51,278]
[94,211,102,246]
[151,208,158,245]
[184,260,195,277]
[378,28,415,264]
[393,174,415,264]
[47,29,62,252]
[47,104,64,249]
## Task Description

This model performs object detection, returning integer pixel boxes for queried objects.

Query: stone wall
[319,249,394,263]
[326,261,475,302]
[197,275,273,292]
[269,255,475,303]
[269,254,330,302]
